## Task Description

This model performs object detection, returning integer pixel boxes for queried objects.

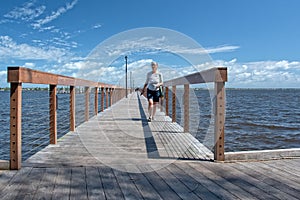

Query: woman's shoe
[148,117,152,122]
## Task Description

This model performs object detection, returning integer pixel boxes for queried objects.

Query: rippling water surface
[167,88,300,152]
[0,89,299,160]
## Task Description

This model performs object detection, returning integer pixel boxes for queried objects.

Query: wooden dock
[0,93,299,199]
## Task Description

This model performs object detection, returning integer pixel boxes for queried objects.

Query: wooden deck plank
[16,168,46,200]
[245,161,300,191]
[175,162,240,199]
[0,167,32,200]
[229,162,300,200]
[33,167,59,200]
[85,167,106,200]
[201,161,295,200]
[126,165,163,200]
[167,164,220,200]
[284,159,300,175]
[264,159,300,178]
[156,132,175,158]
[70,167,88,200]
[239,161,300,199]
[113,168,143,200]
[51,168,72,199]
[177,164,259,199]
[155,165,203,200]
[172,134,196,159]
[137,164,182,200]
[98,166,124,199]
[0,170,17,192]
[260,161,300,184]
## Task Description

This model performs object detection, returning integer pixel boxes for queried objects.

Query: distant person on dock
[141,61,163,122]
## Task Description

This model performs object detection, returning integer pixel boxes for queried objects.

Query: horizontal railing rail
[162,67,227,161]
[7,67,129,169]
[163,67,227,86]
[7,67,115,87]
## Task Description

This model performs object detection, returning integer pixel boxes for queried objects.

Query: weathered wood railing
[163,67,227,161]
[7,67,128,169]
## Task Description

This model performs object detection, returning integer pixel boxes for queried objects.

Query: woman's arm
[141,73,149,94]
[156,73,163,87]
[142,83,147,92]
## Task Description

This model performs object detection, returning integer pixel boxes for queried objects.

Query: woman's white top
[145,71,163,91]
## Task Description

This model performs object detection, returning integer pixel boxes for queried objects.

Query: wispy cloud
[101,37,239,58]
[205,45,240,54]
[32,0,78,29]
[0,35,71,61]
[2,1,46,22]
[92,23,102,29]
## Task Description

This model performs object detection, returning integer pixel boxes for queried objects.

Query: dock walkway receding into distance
[0,93,299,199]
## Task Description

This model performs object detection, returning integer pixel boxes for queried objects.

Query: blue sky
[0,0,299,88]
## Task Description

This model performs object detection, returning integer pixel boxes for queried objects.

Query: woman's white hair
[151,61,158,66]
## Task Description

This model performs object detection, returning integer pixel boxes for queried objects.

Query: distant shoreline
[0,87,300,92]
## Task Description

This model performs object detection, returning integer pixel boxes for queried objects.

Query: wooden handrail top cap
[7,66,116,88]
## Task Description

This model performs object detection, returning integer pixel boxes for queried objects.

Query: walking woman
[142,61,163,122]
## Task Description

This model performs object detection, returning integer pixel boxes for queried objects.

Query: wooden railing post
[184,84,189,133]
[85,87,90,121]
[106,88,109,108]
[101,87,104,112]
[70,86,75,131]
[95,87,98,115]
[165,87,169,116]
[214,82,225,161]
[49,84,57,144]
[117,88,121,102]
[110,88,113,106]
[172,85,176,123]
[10,83,22,170]
[160,97,163,112]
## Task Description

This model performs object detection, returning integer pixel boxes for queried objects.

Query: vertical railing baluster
[95,87,98,115]
[172,85,176,123]
[105,88,109,109]
[49,84,57,144]
[70,86,75,131]
[214,82,225,161]
[101,87,104,112]
[110,88,113,106]
[85,87,89,121]
[165,87,169,116]
[10,82,22,170]
[184,84,189,133]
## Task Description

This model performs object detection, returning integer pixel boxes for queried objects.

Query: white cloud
[32,0,78,29]
[3,1,46,22]
[23,62,35,68]
[92,23,102,29]
[0,71,6,76]
[0,71,7,87]
[0,35,70,61]
[213,59,300,88]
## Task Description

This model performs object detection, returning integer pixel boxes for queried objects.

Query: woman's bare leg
[152,102,157,119]
[148,99,154,118]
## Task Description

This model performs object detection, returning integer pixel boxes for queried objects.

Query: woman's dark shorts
[147,88,160,102]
